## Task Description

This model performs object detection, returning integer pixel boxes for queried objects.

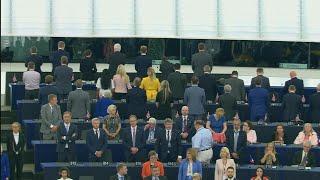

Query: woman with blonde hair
[294,123,318,146]
[215,147,236,180]
[103,104,121,140]
[156,80,173,119]
[206,108,227,143]
[140,67,160,101]
[178,148,202,180]
[260,143,278,166]
[111,64,132,100]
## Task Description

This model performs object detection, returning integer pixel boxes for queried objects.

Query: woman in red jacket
[141,150,164,178]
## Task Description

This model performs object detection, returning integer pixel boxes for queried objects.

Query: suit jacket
[283,77,304,96]
[199,73,218,101]
[144,176,168,180]
[25,54,43,73]
[135,55,152,77]
[67,89,90,118]
[109,175,131,180]
[126,87,147,119]
[144,127,163,143]
[108,52,126,76]
[155,129,182,161]
[292,151,316,167]
[184,86,206,115]
[56,122,78,152]
[248,87,269,121]
[86,128,109,155]
[250,75,270,90]
[40,103,62,134]
[225,77,246,101]
[167,71,187,99]
[38,84,59,105]
[226,130,247,154]
[178,159,202,180]
[174,116,195,141]
[281,93,302,122]
[218,93,237,121]
[191,51,213,77]
[309,92,320,123]
[122,127,145,151]
[54,65,73,95]
[50,49,70,72]
[159,61,174,80]
[80,57,97,81]
[6,132,25,157]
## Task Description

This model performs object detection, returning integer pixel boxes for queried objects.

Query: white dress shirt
[13,132,19,145]
[94,128,100,139]
[186,162,193,176]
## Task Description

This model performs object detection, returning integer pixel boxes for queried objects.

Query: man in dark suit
[248,78,269,122]
[198,65,218,102]
[108,43,126,76]
[282,85,302,122]
[144,166,168,180]
[174,106,195,142]
[159,56,174,80]
[283,71,304,96]
[218,85,238,121]
[109,163,131,180]
[292,141,316,167]
[167,63,187,101]
[226,118,247,164]
[25,46,43,74]
[126,77,147,119]
[310,83,320,123]
[225,71,246,101]
[56,111,78,162]
[38,75,59,105]
[144,118,162,144]
[86,118,112,162]
[184,76,206,121]
[135,45,152,78]
[54,56,73,100]
[67,79,90,119]
[6,122,25,180]
[250,68,270,90]
[50,41,70,72]
[225,166,238,180]
[122,115,146,162]
[191,43,213,77]
[155,118,182,163]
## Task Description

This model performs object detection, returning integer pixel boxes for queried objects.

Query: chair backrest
[79,176,94,180]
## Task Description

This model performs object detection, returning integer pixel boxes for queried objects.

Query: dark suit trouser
[58,148,76,162]
[160,149,177,163]
[88,149,112,162]
[25,89,39,100]
[124,149,146,162]
[9,154,23,180]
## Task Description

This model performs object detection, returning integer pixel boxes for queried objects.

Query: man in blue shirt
[192,120,213,163]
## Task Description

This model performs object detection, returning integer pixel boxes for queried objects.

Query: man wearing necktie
[109,163,131,180]
[292,141,316,167]
[144,166,168,180]
[174,106,195,142]
[56,111,78,162]
[144,118,162,144]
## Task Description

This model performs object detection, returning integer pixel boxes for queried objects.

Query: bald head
[181,106,189,116]
[290,71,297,78]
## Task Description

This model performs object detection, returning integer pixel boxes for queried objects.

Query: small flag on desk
[249,155,255,164]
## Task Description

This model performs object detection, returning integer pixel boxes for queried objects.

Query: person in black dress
[80,49,97,81]
[156,80,173,119]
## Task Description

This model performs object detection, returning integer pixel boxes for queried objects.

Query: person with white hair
[309,83,320,123]
[294,123,318,146]
[292,141,316,167]
[283,71,304,96]
[108,43,126,76]
[103,104,121,140]
[218,84,238,121]
[143,117,162,144]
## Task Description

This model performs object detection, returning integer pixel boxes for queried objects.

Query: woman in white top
[243,120,257,144]
[111,65,132,100]
[215,147,236,180]
[294,123,318,146]
[57,167,73,180]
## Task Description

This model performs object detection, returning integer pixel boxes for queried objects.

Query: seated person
[243,120,257,144]
[58,167,73,180]
[292,141,316,167]
[144,166,168,180]
[141,151,165,179]
[225,166,238,180]
[206,108,227,143]
[260,143,278,166]
[272,124,289,144]
[192,173,202,180]
[174,106,195,142]
[109,163,131,180]
[86,118,112,162]
[294,123,318,146]
[178,148,202,180]
[103,105,121,140]
[144,118,162,144]
[250,167,269,180]
[95,90,114,118]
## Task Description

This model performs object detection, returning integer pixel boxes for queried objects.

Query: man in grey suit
[67,79,91,119]
[184,76,206,120]
[225,71,246,101]
[250,68,270,90]
[191,43,213,77]
[54,56,73,100]
[40,94,62,140]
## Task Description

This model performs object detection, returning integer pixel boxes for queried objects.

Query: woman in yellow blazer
[140,67,160,101]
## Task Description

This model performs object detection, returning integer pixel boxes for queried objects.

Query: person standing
[103,105,121,140]
[25,46,43,74]
[109,163,131,180]
[159,56,174,81]
[192,120,213,163]
[126,77,147,119]
[191,43,213,77]
[80,49,97,81]
[6,122,25,180]
[135,45,152,78]
[50,41,70,72]
[198,65,218,102]
[178,148,203,180]
[248,78,269,122]
[140,67,160,102]
[40,94,62,140]
[214,147,236,180]
[283,71,304,96]
[143,118,162,144]
[282,85,302,122]
[108,43,126,77]
[38,75,59,105]
[23,62,40,100]
[250,68,270,90]
[218,85,238,121]
[309,83,320,123]
[56,111,78,162]
[174,106,195,142]
[224,71,246,102]
[155,80,173,119]
[167,63,187,101]
[184,76,206,121]
[141,151,165,179]
[54,56,73,100]
[67,79,90,119]
[111,65,132,100]
[206,108,227,144]
[1,144,10,180]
